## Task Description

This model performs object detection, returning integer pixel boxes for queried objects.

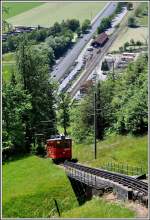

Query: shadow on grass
[3,190,77,218]
[2,153,31,164]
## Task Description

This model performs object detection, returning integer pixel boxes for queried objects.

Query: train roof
[47,136,71,141]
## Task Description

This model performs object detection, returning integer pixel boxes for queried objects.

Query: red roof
[93,32,108,45]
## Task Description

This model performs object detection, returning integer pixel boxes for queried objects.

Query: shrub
[128,17,136,27]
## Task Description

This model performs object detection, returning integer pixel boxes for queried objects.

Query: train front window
[56,140,70,148]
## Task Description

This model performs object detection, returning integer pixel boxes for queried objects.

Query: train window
[57,140,71,148]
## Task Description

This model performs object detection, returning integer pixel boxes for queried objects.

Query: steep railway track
[64,161,148,206]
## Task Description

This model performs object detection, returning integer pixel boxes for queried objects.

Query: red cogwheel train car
[46,135,72,163]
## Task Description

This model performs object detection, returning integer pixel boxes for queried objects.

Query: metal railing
[101,162,146,176]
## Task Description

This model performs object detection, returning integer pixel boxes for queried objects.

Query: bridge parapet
[64,161,148,207]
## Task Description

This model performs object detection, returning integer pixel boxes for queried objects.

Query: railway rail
[64,161,148,207]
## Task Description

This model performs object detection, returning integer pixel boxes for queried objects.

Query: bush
[128,17,136,27]
[31,143,46,157]
[81,19,91,33]
[2,147,13,162]
[135,7,142,17]
[97,17,111,34]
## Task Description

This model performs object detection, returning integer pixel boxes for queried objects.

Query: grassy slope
[7,2,107,27]
[72,135,148,171]
[3,155,136,218]
[2,156,78,218]
[62,197,135,218]
[3,2,44,19]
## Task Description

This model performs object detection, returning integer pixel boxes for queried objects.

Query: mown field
[109,2,148,52]
[3,2,44,19]
[6,2,107,27]
[109,26,148,52]
[3,135,147,218]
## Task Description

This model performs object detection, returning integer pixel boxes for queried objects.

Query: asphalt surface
[51,2,117,81]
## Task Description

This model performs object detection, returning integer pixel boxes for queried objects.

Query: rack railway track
[64,161,148,207]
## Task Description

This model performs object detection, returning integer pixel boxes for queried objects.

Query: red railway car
[46,135,72,163]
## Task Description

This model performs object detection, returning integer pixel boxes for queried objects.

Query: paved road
[51,2,117,81]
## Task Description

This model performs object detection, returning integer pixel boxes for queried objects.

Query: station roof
[93,32,108,45]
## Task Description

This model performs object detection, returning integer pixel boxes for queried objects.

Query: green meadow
[6,2,107,27]
[3,135,147,218]
[3,2,44,19]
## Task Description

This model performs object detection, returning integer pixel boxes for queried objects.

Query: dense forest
[70,54,148,143]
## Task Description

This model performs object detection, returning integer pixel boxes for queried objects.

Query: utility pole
[112,60,115,81]
[94,92,97,160]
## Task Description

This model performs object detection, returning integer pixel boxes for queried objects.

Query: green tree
[65,19,80,32]
[70,54,148,142]
[2,6,11,32]
[34,43,55,68]
[115,2,126,14]
[124,42,129,51]
[50,22,62,35]
[96,79,115,139]
[2,75,32,152]
[16,38,57,147]
[101,59,109,72]
[7,36,16,51]
[70,91,94,143]
[58,93,70,136]
[46,34,73,59]
[130,38,135,49]
[128,17,136,27]
[35,29,48,42]
[97,17,111,34]
[81,19,91,33]
[112,55,148,135]
[136,40,142,48]
[135,7,142,17]
[76,27,82,37]
[119,46,124,52]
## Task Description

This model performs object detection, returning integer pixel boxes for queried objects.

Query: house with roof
[91,32,108,48]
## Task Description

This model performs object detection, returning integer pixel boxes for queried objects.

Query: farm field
[109,26,148,52]
[6,2,107,27]
[108,2,148,52]
[3,2,44,19]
